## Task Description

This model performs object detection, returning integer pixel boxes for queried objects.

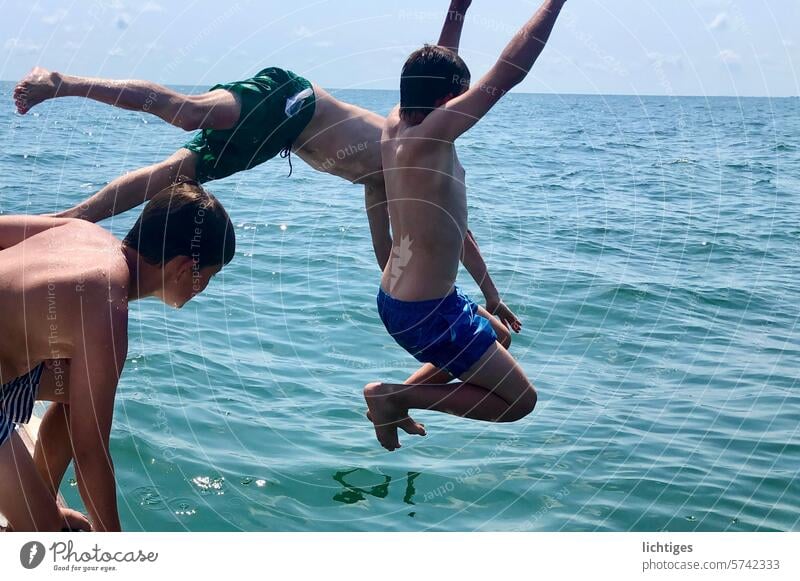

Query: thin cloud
[42,8,68,25]
[709,12,729,31]
[4,38,42,54]
[647,52,683,68]
[141,1,164,12]
[718,49,742,66]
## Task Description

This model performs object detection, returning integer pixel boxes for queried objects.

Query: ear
[167,255,195,281]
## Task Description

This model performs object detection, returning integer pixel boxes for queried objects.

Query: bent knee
[502,385,537,422]
[173,102,205,131]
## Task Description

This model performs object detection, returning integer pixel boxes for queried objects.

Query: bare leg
[364,342,537,451]
[402,306,512,385]
[0,432,63,531]
[365,306,516,438]
[56,148,198,222]
[13,67,240,130]
[31,361,73,499]
[34,404,72,499]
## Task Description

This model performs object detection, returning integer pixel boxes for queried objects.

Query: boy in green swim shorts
[13,2,486,280]
[182,67,316,183]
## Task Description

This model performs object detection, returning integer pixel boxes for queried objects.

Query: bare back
[380,106,468,301]
[0,221,129,382]
[293,85,386,187]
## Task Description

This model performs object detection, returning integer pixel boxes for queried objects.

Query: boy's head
[400,44,471,123]
[123,180,236,308]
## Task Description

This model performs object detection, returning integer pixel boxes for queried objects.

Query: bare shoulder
[383,106,402,136]
[55,223,130,305]
[59,218,116,239]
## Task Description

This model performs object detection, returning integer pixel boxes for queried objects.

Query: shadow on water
[332,468,421,513]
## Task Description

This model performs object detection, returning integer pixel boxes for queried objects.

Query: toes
[398,417,426,436]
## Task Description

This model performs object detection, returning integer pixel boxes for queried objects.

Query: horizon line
[0,79,796,100]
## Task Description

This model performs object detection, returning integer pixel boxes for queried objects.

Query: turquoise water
[1,83,798,531]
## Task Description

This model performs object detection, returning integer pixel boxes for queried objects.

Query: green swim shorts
[183,67,316,182]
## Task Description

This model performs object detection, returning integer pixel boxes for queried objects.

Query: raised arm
[437,0,472,53]
[461,229,522,333]
[0,215,76,250]
[68,287,128,532]
[421,0,567,142]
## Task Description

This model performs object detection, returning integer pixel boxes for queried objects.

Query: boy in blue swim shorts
[365,0,567,450]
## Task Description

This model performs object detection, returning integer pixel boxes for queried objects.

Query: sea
[1,83,798,531]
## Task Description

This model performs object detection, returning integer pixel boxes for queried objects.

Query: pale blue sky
[1,0,798,97]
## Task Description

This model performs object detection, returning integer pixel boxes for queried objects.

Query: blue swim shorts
[0,363,44,448]
[377,286,498,378]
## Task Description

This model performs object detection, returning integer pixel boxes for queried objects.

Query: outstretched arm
[461,230,522,333]
[365,181,392,270]
[421,0,567,142]
[56,149,195,222]
[437,0,472,53]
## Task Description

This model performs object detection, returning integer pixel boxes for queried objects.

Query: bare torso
[294,85,386,188]
[0,221,129,383]
[379,107,467,301]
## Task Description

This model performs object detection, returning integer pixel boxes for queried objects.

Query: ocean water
[1,82,798,531]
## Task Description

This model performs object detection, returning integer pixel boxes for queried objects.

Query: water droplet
[133,487,167,511]
[192,475,225,495]
[171,499,197,516]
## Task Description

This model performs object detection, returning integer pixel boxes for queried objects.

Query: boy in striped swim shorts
[0,181,235,532]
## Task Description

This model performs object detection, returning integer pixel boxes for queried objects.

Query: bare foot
[366,409,426,438]
[364,382,426,451]
[13,67,61,114]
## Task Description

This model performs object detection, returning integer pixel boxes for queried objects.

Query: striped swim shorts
[0,363,44,448]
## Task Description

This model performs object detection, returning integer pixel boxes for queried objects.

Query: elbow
[377,249,390,272]
[502,69,527,92]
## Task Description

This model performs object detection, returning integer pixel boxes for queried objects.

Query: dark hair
[400,44,471,122]
[123,180,236,269]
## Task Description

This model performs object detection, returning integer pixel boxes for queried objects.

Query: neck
[122,245,161,301]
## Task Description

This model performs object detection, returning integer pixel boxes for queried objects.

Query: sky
[1,0,798,97]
